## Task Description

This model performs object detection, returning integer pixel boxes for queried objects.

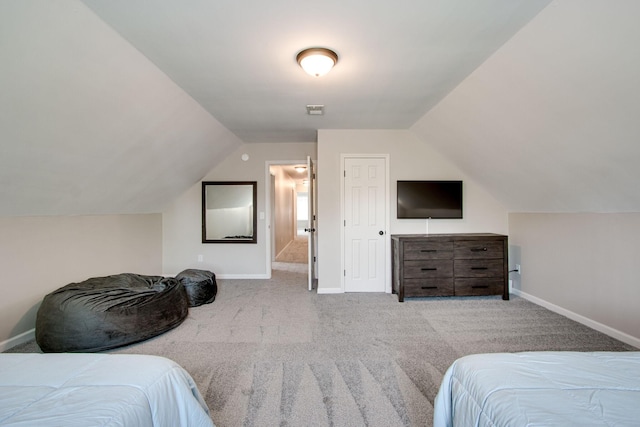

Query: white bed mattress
[434,351,640,427]
[0,353,214,427]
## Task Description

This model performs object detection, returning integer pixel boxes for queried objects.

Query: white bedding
[0,353,214,427]
[434,351,640,427]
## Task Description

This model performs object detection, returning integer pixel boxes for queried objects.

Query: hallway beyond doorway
[275,235,308,264]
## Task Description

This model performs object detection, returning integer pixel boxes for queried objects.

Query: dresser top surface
[391,233,507,241]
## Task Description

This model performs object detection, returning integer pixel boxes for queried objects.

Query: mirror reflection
[202,181,257,243]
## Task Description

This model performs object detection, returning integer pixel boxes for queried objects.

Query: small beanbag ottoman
[36,273,189,353]
[175,269,217,307]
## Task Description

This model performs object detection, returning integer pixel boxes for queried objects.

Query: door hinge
[344,269,346,276]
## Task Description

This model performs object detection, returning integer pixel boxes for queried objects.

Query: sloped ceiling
[3,0,637,217]
[80,0,550,143]
[0,0,242,216]
[412,0,640,212]
[1,0,551,217]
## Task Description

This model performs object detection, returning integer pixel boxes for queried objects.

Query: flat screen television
[397,180,463,219]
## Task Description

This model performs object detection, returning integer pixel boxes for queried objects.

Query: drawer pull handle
[420,249,436,252]
[470,247,488,252]
[421,268,437,271]
[471,285,489,289]
[421,286,437,289]
[471,267,488,270]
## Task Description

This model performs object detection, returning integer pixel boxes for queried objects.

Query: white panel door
[344,157,386,292]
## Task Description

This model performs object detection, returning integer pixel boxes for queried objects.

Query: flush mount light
[294,166,307,173]
[296,47,338,77]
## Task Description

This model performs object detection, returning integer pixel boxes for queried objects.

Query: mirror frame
[202,181,257,244]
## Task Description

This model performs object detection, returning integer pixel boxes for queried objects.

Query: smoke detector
[306,105,324,115]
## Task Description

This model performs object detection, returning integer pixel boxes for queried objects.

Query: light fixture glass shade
[294,166,307,173]
[297,48,338,77]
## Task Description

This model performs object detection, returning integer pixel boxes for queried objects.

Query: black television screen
[397,180,463,219]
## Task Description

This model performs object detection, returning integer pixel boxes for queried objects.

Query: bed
[0,353,214,427]
[434,351,640,427]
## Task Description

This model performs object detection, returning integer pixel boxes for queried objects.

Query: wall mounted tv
[397,180,463,219]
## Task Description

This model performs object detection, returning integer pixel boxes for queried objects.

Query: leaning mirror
[202,181,257,243]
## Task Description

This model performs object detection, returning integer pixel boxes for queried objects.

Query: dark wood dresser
[391,233,509,302]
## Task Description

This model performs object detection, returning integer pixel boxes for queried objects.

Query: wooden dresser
[391,233,509,302]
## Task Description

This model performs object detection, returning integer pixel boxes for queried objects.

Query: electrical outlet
[515,264,521,274]
[197,254,203,263]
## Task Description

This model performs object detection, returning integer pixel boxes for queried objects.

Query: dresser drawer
[454,259,504,278]
[403,240,453,260]
[455,278,505,296]
[403,260,453,278]
[404,279,454,297]
[454,240,503,259]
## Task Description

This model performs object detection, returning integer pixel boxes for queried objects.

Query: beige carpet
[275,236,308,264]
[7,270,636,426]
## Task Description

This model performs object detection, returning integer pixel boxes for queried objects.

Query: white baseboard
[164,273,270,280]
[0,329,35,352]
[215,273,271,279]
[512,289,640,349]
[317,287,343,294]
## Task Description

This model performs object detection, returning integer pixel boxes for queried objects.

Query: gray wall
[0,214,162,349]
[317,129,509,293]
[162,143,317,278]
[509,213,640,347]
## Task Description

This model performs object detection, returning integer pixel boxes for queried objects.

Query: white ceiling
[412,0,640,212]
[81,0,551,143]
[3,0,639,216]
[0,0,242,216]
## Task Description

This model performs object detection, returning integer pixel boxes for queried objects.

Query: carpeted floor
[275,236,308,264]
[7,268,635,426]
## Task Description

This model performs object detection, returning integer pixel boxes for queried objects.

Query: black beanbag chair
[35,273,189,353]
[175,269,217,307]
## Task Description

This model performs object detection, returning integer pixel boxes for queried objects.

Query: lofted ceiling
[80,0,551,143]
[3,0,639,216]
[1,0,551,216]
[412,0,640,213]
[0,0,243,216]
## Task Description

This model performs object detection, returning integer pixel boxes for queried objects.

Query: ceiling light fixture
[296,47,338,77]
[294,166,307,173]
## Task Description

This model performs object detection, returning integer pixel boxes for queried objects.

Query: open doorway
[269,163,309,275]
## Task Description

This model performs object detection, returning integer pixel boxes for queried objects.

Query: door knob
[379,231,384,235]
